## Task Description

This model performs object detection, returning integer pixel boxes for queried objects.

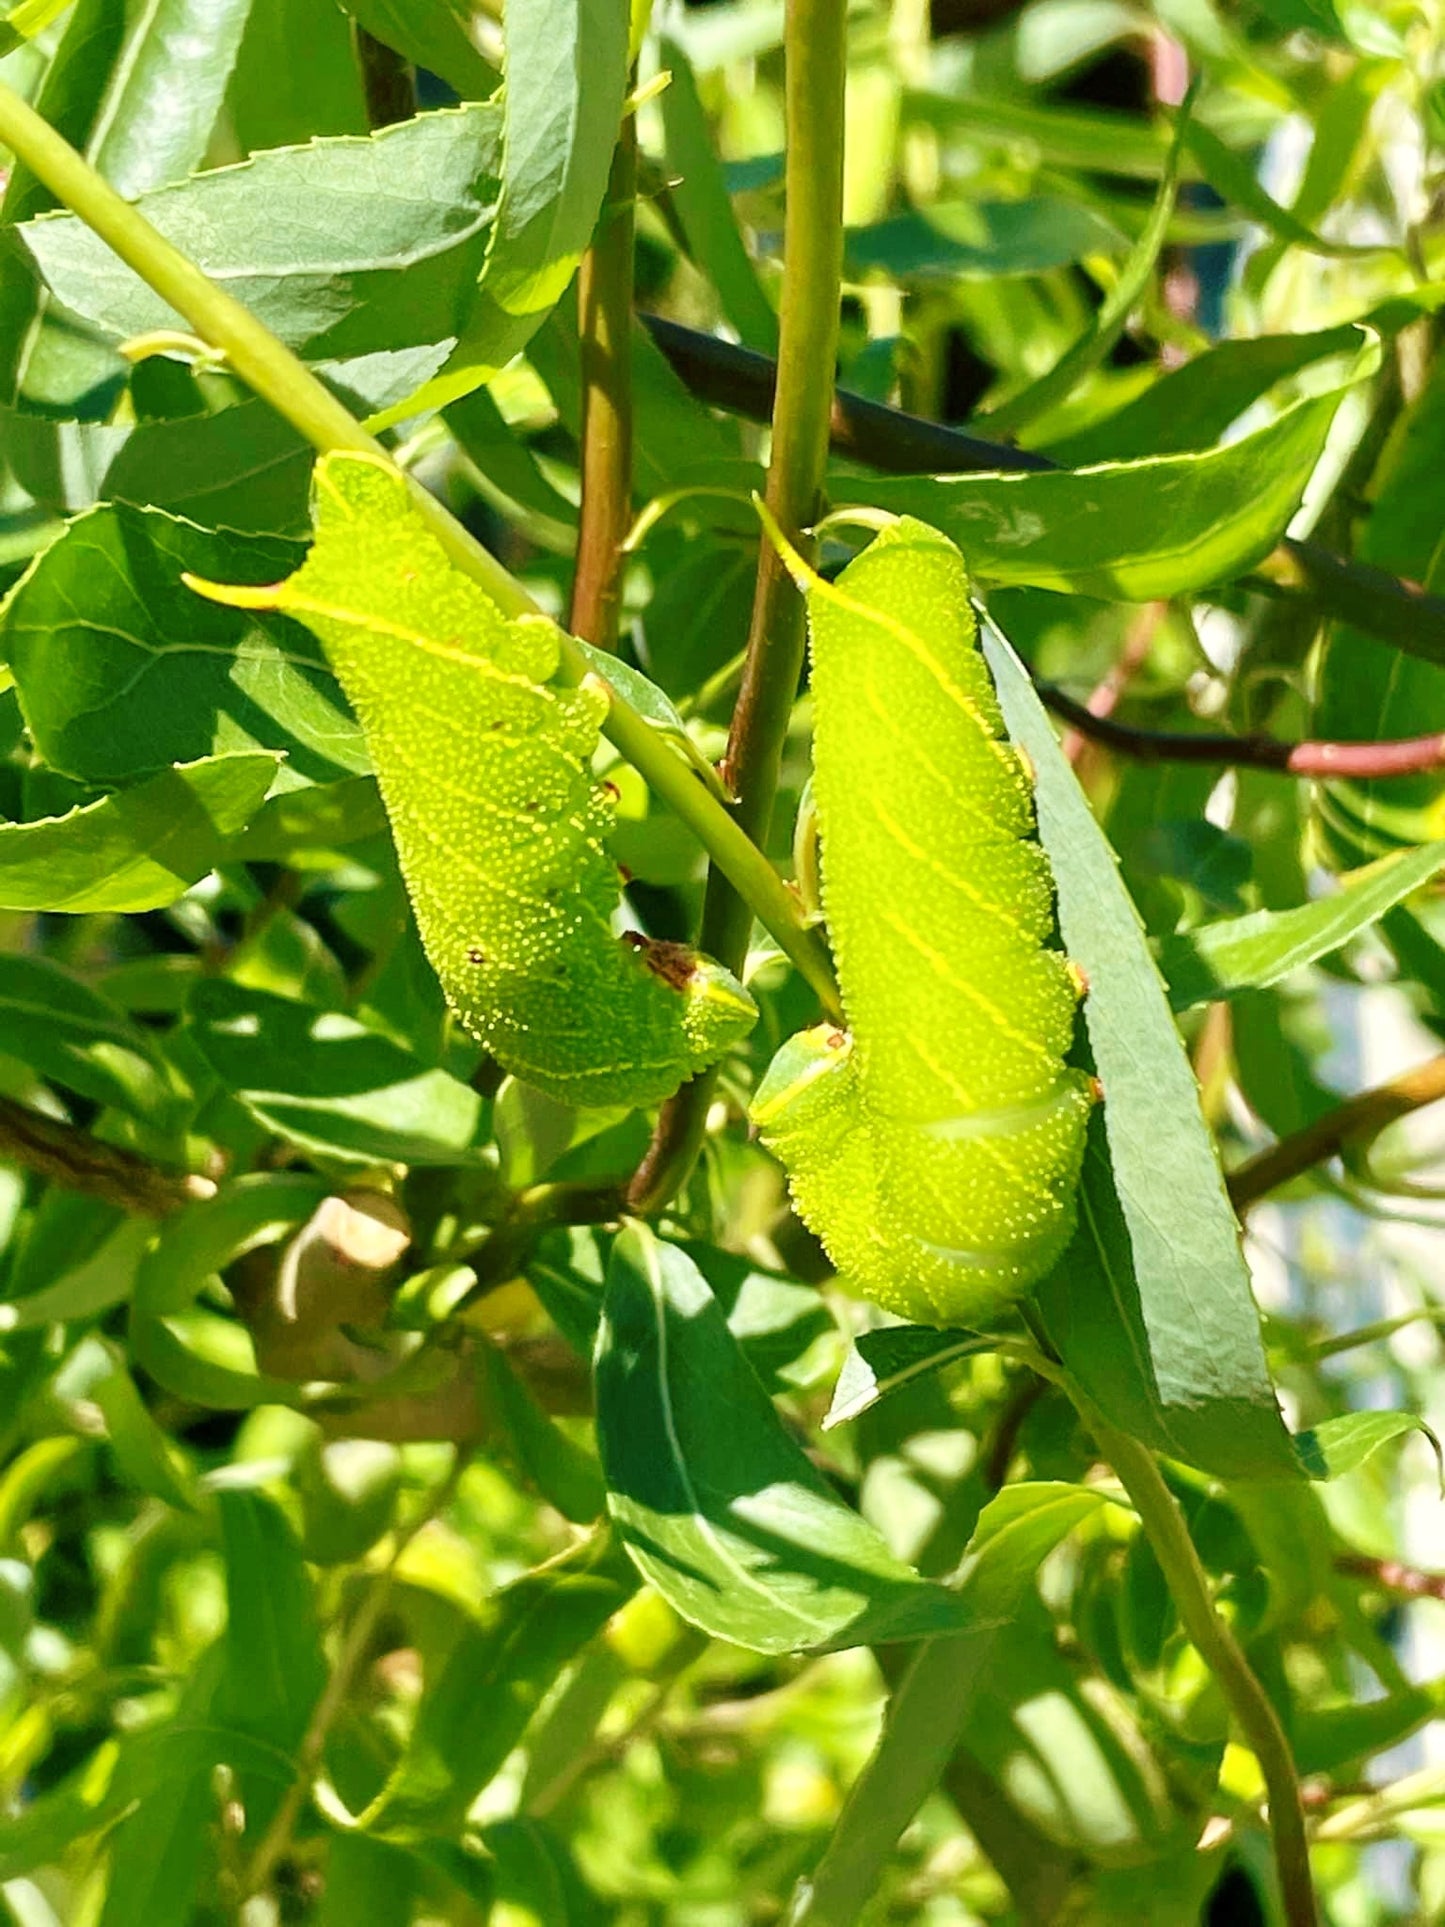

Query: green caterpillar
[751,516,1094,1328]
[192,454,755,1109]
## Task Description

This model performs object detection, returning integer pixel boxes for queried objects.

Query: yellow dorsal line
[185,573,552,693]
[754,495,1002,748]
[879,907,1056,1065]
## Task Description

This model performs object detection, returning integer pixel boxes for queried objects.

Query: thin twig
[1335,1552,1445,1602]
[1060,601,1167,768]
[0,1096,214,1218]
[1093,1418,1318,1926]
[1042,682,1445,780]
[1229,1052,1445,1216]
[980,1371,1048,1491]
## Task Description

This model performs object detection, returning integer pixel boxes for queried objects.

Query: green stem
[1093,1419,1318,1927]
[628,0,848,1212]
[0,76,835,1014]
[569,112,637,651]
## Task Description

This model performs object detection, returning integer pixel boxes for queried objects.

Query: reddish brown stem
[1229,1052,1445,1216]
[569,115,637,652]
[1061,601,1167,767]
[1336,1553,1445,1602]
[1042,683,1445,781]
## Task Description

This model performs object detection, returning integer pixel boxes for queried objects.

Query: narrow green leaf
[660,33,778,355]
[86,0,254,199]
[1,504,365,785]
[128,1172,327,1408]
[224,0,366,150]
[823,1327,995,1430]
[595,1226,995,1655]
[982,613,1298,1480]
[19,104,502,362]
[2,1198,153,1330]
[0,753,279,911]
[190,454,755,1109]
[904,86,1185,180]
[981,109,1185,440]
[56,1338,197,1511]
[475,1337,605,1524]
[1294,1680,1445,1776]
[296,1437,401,1564]
[132,1172,328,1320]
[844,200,1128,286]
[789,1484,1112,1925]
[365,0,631,426]
[366,1529,634,1831]
[0,0,73,58]
[1162,842,1445,1011]
[1183,118,1395,260]
[339,0,497,98]
[0,0,126,406]
[1314,354,1445,867]
[1294,1410,1444,1486]
[847,376,1358,600]
[0,1436,85,1555]
[187,979,488,1166]
[1047,325,1364,464]
[0,953,179,1120]
[215,1487,326,1836]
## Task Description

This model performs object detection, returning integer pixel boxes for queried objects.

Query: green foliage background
[0,0,1440,1923]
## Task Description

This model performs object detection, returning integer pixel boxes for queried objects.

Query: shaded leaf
[1048,325,1364,464]
[340,0,496,98]
[1162,842,1445,1011]
[366,0,631,426]
[2,504,366,785]
[845,199,1127,285]
[187,979,488,1165]
[20,104,502,363]
[848,377,1358,600]
[225,0,366,150]
[366,1528,634,1831]
[660,33,778,353]
[0,753,279,912]
[595,1226,995,1655]
[982,613,1298,1479]
[824,1327,995,1430]
[790,1484,1113,1923]
[103,399,315,536]
[0,953,179,1121]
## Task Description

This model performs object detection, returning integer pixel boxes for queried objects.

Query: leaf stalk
[629,0,849,1211]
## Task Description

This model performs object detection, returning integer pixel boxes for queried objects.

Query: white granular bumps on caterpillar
[191,454,754,1109]
[751,515,1094,1327]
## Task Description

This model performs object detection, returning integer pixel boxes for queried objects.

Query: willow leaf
[365,0,630,428]
[190,455,754,1109]
[751,516,1093,1328]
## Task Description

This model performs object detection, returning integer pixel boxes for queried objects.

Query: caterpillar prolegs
[751,516,1095,1328]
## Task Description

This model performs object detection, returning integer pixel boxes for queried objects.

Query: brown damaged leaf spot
[623,933,699,993]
